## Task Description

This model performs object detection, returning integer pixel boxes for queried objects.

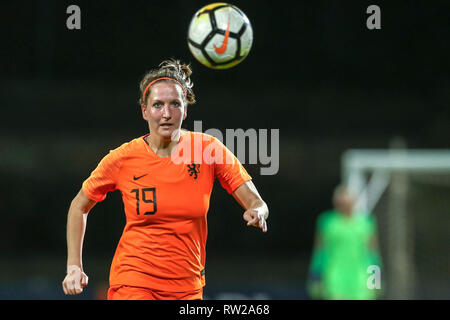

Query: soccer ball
[187,3,253,69]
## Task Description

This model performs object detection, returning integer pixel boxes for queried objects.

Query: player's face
[142,82,187,140]
[335,191,356,215]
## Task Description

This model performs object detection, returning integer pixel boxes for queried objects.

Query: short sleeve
[212,137,252,194]
[82,146,124,202]
[316,211,333,235]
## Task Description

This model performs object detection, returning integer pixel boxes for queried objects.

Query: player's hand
[62,265,88,295]
[243,208,268,233]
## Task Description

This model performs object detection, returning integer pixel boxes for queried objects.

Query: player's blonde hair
[139,59,196,106]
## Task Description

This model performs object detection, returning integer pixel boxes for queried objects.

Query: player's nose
[161,104,172,118]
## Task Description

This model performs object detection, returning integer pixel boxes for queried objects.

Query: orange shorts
[107,285,203,300]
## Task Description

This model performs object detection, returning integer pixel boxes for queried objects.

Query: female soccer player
[62,59,269,300]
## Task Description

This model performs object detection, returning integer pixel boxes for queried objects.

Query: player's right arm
[62,189,96,295]
[62,143,125,295]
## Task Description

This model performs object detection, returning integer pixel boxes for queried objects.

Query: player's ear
[183,104,188,120]
[141,104,148,121]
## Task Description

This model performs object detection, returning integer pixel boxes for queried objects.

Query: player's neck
[146,133,179,157]
[336,207,353,217]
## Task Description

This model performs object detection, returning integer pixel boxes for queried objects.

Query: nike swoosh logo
[214,18,231,54]
[133,174,148,181]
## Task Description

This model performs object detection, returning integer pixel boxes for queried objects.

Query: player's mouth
[160,123,173,128]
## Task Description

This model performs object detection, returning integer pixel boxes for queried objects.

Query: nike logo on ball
[214,19,230,54]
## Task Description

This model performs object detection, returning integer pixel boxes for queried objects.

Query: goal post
[341,148,450,299]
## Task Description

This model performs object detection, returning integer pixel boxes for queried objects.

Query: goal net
[342,148,450,299]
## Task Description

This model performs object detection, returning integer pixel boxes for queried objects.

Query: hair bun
[139,59,196,105]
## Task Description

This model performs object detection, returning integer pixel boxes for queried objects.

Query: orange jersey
[82,131,251,292]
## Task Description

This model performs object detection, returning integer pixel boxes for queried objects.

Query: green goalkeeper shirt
[310,210,381,299]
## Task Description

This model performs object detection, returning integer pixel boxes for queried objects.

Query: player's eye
[153,102,163,108]
[172,101,181,108]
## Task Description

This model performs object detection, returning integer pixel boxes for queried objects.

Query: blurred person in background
[307,185,382,300]
[62,59,269,300]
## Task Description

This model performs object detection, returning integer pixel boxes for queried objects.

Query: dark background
[0,0,448,299]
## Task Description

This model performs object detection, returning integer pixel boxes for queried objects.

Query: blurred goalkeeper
[307,185,382,300]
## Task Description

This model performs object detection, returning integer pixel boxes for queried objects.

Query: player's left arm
[232,181,269,233]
